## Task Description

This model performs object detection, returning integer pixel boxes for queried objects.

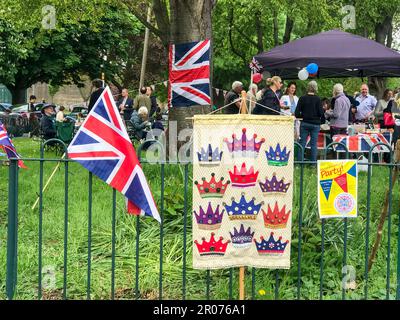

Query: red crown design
[194,233,230,256]
[262,202,291,229]
[229,163,259,188]
[194,173,230,198]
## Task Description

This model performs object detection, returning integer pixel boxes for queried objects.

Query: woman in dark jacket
[253,76,285,115]
[295,81,323,162]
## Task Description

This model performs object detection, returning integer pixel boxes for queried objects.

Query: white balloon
[262,71,271,80]
[298,69,309,80]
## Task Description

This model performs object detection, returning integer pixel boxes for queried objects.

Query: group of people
[224,77,400,161]
[35,78,165,145]
[26,94,70,141]
[87,79,164,141]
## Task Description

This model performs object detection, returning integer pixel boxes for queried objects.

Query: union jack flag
[0,121,27,168]
[67,87,161,223]
[169,39,211,107]
[333,132,392,153]
[249,57,262,73]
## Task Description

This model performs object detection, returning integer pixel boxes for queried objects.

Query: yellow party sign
[317,160,358,218]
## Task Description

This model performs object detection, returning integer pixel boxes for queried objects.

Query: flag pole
[139,6,152,90]
[239,91,248,300]
[31,153,65,210]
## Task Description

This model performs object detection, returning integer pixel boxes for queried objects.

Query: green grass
[0,138,399,300]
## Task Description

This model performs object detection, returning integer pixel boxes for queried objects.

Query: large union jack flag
[169,39,211,107]
[0,121,27,168]
[67,87,160,223]
[333,132,392,153]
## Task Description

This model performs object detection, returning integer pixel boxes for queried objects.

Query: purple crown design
[229,224,255,248]
[259,173,291,195]
[223,193,264,220]
[224,128,265,158]
[265,143,291,166]
[197,144,223,165]
[194,203,224,230]
[254,232,289,256]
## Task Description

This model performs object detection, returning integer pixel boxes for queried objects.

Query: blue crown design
[254,232,289,256]
[223,193,264,220]
[265,143,291,166]
[229,224,255,248]
[197,144,223,165]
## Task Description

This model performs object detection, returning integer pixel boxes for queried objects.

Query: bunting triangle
[347,163,357,177]
[334,173,348,193]
[320,179,333,201]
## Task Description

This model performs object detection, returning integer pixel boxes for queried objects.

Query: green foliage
[211,0,400,92]
[0,1,144,94]
[0,138,399,299]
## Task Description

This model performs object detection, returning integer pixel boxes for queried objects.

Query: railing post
[6,159,19,300]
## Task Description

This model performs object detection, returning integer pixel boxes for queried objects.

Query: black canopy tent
[253,30,400,79]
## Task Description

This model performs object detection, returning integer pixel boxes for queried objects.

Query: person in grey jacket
[130,106,151,140]
[325,84,351,138]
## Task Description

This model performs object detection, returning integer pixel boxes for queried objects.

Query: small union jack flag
[249,57,262,73]
[67,87,161,223]
[0,121,27,168]
[169,39,211,107]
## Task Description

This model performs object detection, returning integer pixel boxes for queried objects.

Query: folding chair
[55,121,75,155]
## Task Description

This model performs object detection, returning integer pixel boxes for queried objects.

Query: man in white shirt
[355,84,377,121]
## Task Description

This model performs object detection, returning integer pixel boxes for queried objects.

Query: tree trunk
[168,0,213,152]
[283,15,294,44]
[152,0,171,47]
[369,15,394,98]
[273,10,279,46]
[9,86,27,105]
[375,16,392,46]
[255,11,264,52]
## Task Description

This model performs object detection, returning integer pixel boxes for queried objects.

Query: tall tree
[127,0,216,149]
[353,0,400,96]
[1,0,145,104]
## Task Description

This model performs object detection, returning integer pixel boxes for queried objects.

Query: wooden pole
[238,91,248,300]
[240,90,248,115]
[239,266,245,300]
[139,6,152,90]
[368,140,400,271]
[31,153,65,210]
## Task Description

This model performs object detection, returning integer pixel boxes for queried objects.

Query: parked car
[0,103,29,137]
[0,103,13,115]
[12,103,45,119]
[68,105,88,121]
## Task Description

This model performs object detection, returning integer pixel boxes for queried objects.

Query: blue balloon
[306,63,318,74]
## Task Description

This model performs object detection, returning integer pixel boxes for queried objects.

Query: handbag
[383,112,395,127]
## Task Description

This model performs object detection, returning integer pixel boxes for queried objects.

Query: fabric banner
[318,160,358,219]
[192,115,294,269]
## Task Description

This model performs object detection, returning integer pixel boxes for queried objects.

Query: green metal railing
[3,139,400,300]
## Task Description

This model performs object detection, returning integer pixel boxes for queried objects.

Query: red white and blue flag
[168,39,211,107]
[67,87,161,223]
[0,121,27,168]
[249,57,262,73]
[333,132,392,152]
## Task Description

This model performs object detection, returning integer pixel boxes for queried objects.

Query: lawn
[0,137,399,300]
